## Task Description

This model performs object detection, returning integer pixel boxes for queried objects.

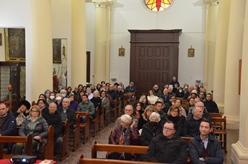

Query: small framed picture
[119,45,125,57]
[0,33,2,46]
[188,46,195,57]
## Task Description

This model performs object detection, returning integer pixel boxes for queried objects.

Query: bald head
[49,103,57,114]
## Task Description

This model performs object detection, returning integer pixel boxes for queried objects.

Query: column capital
[93,0,112,8]
[204,0,219,5]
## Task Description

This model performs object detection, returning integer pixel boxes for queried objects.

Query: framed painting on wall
[5,28,26,62]
[188,46,195,57]
[53,39,62,64]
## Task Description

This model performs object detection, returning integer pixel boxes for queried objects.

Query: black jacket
[91,97,102,116]
[138,115,149,130]
[184,91,190,100]
[140,121,162,146]
[146,134,188,164]
[170,81,180,88]
[107,90,118,100]
[1,110,16,136]
[189,132,224,164]
[163,101,172,113]
[57,107,76,131]
[183,115,203,137]
[204,100,219,113]
[176,90,184,97]
[160,94,169,104]
[42,110,63,140]
[167,115,185,137]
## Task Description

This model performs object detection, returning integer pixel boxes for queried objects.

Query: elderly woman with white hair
[110,114,139,160]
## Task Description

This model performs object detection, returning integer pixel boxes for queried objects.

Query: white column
[224,0,245,129]
[204,0,219,92]
[212,0,231,112]
[231,1,248,163]
[30,0,53,101]
[93,0,112,84]
[71,0,87,87]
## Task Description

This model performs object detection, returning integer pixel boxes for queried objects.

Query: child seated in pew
[109,114,139,160]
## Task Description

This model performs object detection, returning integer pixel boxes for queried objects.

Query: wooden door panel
[129,30,181,98]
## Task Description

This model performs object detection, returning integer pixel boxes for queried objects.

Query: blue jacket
[188,132,223,164]
[1,110,16,136]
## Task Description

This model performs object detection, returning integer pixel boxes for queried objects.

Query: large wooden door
[129,30,182,98]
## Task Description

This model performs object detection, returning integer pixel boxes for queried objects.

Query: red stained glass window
[145,0,173,11]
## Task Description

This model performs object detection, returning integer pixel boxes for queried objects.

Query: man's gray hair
[125,105,133,111]
[192,107,197,113]
[49,102,57,108]
[117,86,122,89]
[93,90,99,95]
[195,101,204,107]
[63,98,70,103]
[56,93,62,97]
[60,89,67,94]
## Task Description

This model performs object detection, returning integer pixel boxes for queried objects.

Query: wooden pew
[0,134,32,159]
[61,119,70,161]
[43,126,54,160]
[90,108,99,137]
[210,112,223,118]
[117,98,121,117]
[99,104,104,131]
[75,111,90,144]
[213,116,227,152]
[110,100,117,122]
[79,155,165,164]
[71,114,80,151]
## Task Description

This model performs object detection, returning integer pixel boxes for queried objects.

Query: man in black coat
[57,98,76,132]
[116,86,124,109]
[154,101,166,120]
[0,103,17,153]
[160,88,169,104]
[43,103,63,155]
[163,94,176,114]
[108,84,118,108]
[189,119,224,164]
[146,120,188,164]
[204,93,219,113]
[184,106,204,137]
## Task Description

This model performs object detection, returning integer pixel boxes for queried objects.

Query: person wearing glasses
[146,120,188,163]
[188,119,223,164]
[14,105,48,154]
[116,105,138,128]
[137,105,155,130]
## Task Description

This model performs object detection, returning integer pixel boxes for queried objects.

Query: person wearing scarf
[109,114,139,160]
[15,100,31,126]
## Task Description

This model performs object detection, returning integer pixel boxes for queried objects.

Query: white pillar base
[225,114,239,129]
[231,141,248,164]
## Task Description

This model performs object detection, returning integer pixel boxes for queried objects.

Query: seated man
[184,106,204,137]
[153,85,162,98]
[189,101,212,123]
[163,94,176,114]
[184,85,193,100]
[116,105,138,127]
[160,88,169,104]
[42,103,63,156]
[125,82,136,94]
[204,93,219,113]
[153,101,166,120]
[108,84,118,108]
[199,91,206,102]
[57,98,76,132]
[77,94,95,121]
[146,120,188,163]
[116,86,124,109]
[0,103,16,153]
[189,119,224,164]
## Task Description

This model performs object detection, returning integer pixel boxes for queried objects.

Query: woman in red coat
[109,114,139,160]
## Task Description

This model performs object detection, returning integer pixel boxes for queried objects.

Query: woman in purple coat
[109,114,139,160]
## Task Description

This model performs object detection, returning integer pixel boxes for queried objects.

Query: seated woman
[174,98,187,118]
[37,99,49,117]
[138,105,155,130]
[14,105,49,155]
[132,102,144,123]
[147,90,158,105]
[15,100,31,126]
[166,106,185,136]
[139,95,149,109]
[66,86,72,97]
[68,93,78,111]
[91,90,102,116]
[46,92,56,105]
[184,96,194,115]
[101,90,110,119]
[38,94,49,107]
[77,91,85,104]
[109,114,139,160]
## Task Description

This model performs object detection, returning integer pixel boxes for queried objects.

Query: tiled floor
[55,123,239,164]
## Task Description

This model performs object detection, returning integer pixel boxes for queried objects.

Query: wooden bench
[71,114,80,151]
[43,126,54,160]
[210,112,223,129]
[90,108,99,137]
[210,112,223,118]
[212,116,227,152]
[75,111,90,144]
[61,119,70,160]
[0,134,32,159]
[117,97,121,117]
[110,100,117,122]
[99,104,104,131]
[79,155,165,164]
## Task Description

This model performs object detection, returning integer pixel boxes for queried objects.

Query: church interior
[0,0,248,163]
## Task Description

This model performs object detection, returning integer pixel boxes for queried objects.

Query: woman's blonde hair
[167,106,180,117]
[29,105,41,117]
[141,105,155,118]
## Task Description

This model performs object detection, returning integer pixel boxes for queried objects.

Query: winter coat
[107,90,118,100]
[140,121,162,146]
[160,94,169,104]
[176,90,184,97]
[77,101,95,119]
[1,110,16,136]
[138,114,149,130]
[57,107,76,131]
[42,110,63,140]
[163,101,172,113]
[91,97,102,116]
[110,124,139,145]
[125,86,136,94]
[19,116,48,139]
[183,115,203,137]
[189,132,224,164]
[153,89,162,98]
[146,134,188,164]
[204,100,219,113]
[69,100,78,111]
[170,81,180,88]
[167,115,185,137]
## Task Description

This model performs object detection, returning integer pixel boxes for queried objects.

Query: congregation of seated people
[0,78,223,163]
